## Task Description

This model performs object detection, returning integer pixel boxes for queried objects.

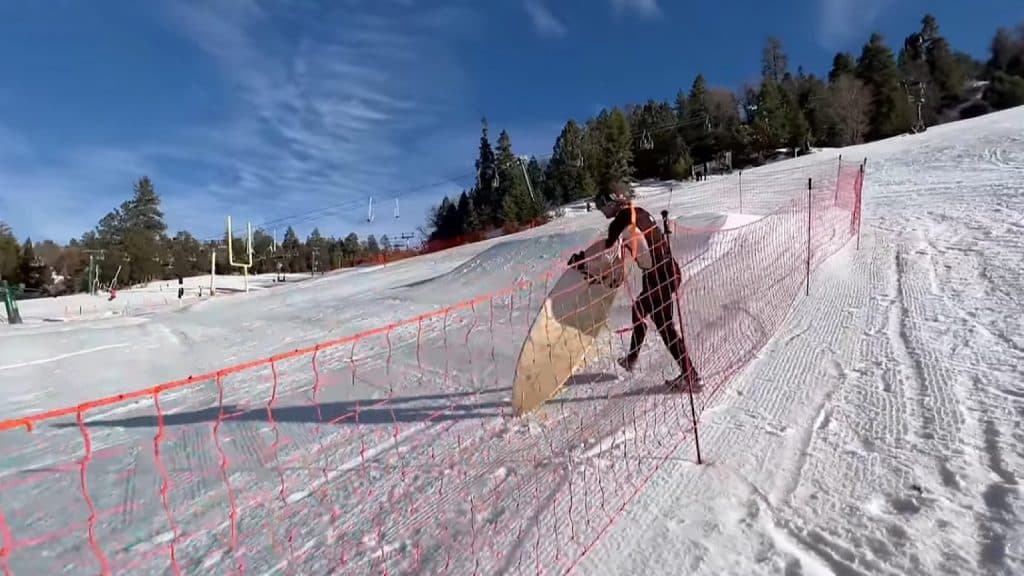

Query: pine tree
[704,89,742,164]
[456,191,480,233]
[428,198,447,238]
[281,226,304,272]
[342,232,361,265]
[953,51,985,81]
[494,129,534,226]
[901,14,968,121]
[927,35,967,107]
[684,75,711,160]
[687,74,708,123]
[18,237,49,290]
[124,177,167,238]
[473,118,500,228]
[729,124,755,167]
[629,99,687,180]
[0,222,19,283]
[109,176,169,284]
[582,112,607,193]
[987,27,1024,77]
[687,76,731,165]
[829,52,857,82]
[762,37,789,84]
[546,120,595,204]
[365,235,380,255]
[754,79,788,153]
[429,196,464,240]
[857,33,912,139]
[170,231,204,278]
[307,228,329,272]
[596,108,633,197]
[629,100,660,179]
[797,75,832,146]
[526,157,546,205]
[500,190,522,226]
[674,89,687,121]
[921,16,966,107]
[785,94,810,151]
[984,71,1024,109]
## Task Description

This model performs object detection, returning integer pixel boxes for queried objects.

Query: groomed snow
[720,212,764,230]
[12,272,315,325]
[1,106,1022,575]
[575,107,1024,576]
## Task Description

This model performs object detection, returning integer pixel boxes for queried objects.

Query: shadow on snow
[48,371,679,430]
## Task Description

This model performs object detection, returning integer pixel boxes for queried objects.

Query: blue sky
[0,0,1017,245]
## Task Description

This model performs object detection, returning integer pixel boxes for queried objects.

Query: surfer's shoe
[667,371,702,391]
[616,355,637,372]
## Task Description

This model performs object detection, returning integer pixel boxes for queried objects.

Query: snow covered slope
[576,107,1024,576]
[0,106,1021,575]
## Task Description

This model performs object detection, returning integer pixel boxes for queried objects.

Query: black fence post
[660,209,702,465]
[806,178,812,296]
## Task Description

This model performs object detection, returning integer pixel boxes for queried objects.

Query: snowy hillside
[0,106,1021,575]
[576,108,1024,576]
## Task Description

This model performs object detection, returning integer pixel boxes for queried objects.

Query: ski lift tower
[640,130,654,150]
[902,31,932,134]
[400,232,415,250]
[206,244,223,295]
[516,155,536,201]
[226,215,254,294]
[82,249,106,295]
[1,280,23,324]
[310,246,320,276]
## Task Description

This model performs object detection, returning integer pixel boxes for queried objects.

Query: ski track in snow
[0,343,132,372]
[1,108,1023,575]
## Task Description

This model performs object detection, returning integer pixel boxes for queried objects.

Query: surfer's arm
[604,209,630,249]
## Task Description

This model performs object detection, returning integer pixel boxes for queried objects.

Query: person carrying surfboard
[570,181,701,390]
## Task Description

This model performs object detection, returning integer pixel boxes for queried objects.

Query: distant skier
[570,182,700,389]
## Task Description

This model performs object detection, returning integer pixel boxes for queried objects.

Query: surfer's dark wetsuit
[602,199,699,386]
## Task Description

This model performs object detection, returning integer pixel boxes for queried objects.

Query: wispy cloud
[815,0,893,51]
[155,0,476,239]
[0,1,478,243]
[610,0,661,18]
[0,139,171,244]
[524,0,567,38]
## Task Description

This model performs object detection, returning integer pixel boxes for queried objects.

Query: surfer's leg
[650,271,699,383]
[620,293,651,371]
[628,302,647,360]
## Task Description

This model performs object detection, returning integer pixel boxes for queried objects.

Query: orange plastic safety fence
[674,159,865,415]
[0,157,864,575]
